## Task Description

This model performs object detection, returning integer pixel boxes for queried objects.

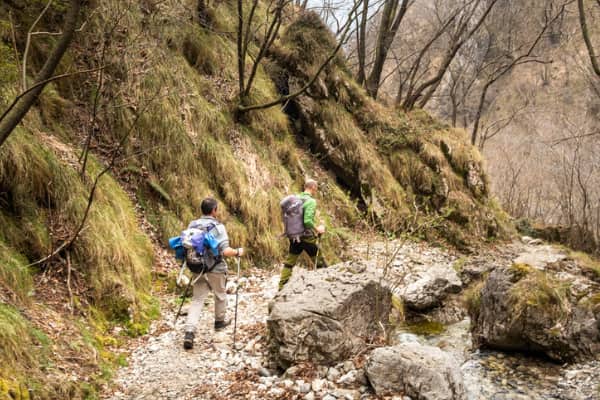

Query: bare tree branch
[0,67,103,126]
[549,130,600,146]
[7,11,22,91]
[241,0,287,102]
[0,0,83,148]
[23,0,54,91]
[79,3,135,177]
[26,90,163,269]
[365,0,411,98]
[401,0,499,110]
[395,3,465,106]
[471,1,571,145]
[356,0,370,85]
[238,0,364,113]
[237,0,246,97]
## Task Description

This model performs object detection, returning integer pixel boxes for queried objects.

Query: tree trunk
[450,88,458,127]
[578,0,600,77]
[471,82,491,145]
[356,0,369,85]
[237,0,245,101]
[365,0,409,98]
[0,0,82,147]
[395,73,404,105]
[237,0,363,113]
[198,0,209,26]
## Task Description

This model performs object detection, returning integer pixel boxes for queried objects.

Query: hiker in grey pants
[183,197,244,350]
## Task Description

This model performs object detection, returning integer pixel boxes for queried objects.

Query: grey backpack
[280,194,306,242]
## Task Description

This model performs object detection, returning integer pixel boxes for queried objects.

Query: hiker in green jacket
[278,179,328,289]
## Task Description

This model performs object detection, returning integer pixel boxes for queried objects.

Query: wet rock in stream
[470,259,600,362]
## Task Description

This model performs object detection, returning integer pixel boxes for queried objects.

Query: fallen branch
[66,251,74,314]
[26,238,73,268]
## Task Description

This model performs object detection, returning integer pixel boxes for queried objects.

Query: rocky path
[103,240,453,400]
[102,239,600,400]
[103,266,389,400]
[104,268,280,400]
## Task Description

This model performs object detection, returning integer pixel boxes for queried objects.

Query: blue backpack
[169,224,220,274]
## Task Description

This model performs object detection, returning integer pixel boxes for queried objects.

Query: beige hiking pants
[184,272,227,333]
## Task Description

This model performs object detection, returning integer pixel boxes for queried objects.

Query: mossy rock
[570,251,600,282]
[463,280,484,315]
[439,222,470,251]
[182,31,220,75]
[510,270,570,312]
[404,320,446,335]
[582,293,600,313]
[509,263,533,281]
[418,140,445,173]
[444,191,475,225]
[470,266,599,361]
[452,257,467,273]
[276,11,337,75]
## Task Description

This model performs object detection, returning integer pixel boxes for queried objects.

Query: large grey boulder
[469,262,600,362]
[267,260,391,368]
[399,263,462,311]
[365,343,466,400]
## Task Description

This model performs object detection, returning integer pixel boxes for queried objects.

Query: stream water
[394,319,600,400]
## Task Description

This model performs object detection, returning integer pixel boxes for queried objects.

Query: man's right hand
[225,247,244,257]
[316,225,326,235]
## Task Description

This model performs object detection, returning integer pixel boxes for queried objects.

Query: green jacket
[299,191,317,230]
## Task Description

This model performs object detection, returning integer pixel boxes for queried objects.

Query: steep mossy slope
[0,0,509,397]
[268,12,506,245]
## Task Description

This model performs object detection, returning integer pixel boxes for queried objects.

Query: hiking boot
[183,331,194,350]
[179,305,190,316]
[214,319,231,331]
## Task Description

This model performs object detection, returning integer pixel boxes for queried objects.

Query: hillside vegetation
[0,0,508,397]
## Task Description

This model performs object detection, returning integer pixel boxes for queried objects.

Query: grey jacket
[187,216,229,273]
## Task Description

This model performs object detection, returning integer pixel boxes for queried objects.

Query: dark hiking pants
[278,237,327,289]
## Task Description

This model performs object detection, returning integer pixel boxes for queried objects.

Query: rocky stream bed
[102,239,600,400]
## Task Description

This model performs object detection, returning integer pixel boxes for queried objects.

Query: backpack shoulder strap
[204,222,216,232]
[204,222,223,265]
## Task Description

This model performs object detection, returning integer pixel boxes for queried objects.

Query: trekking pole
[174,262,202,324]
[314,234,321,270]
[233,255,241,348]
[174,274,193,324]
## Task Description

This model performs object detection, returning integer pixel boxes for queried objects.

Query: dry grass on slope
[74,0,363,267]
[0,129,158,398]
[263,10,509,246]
